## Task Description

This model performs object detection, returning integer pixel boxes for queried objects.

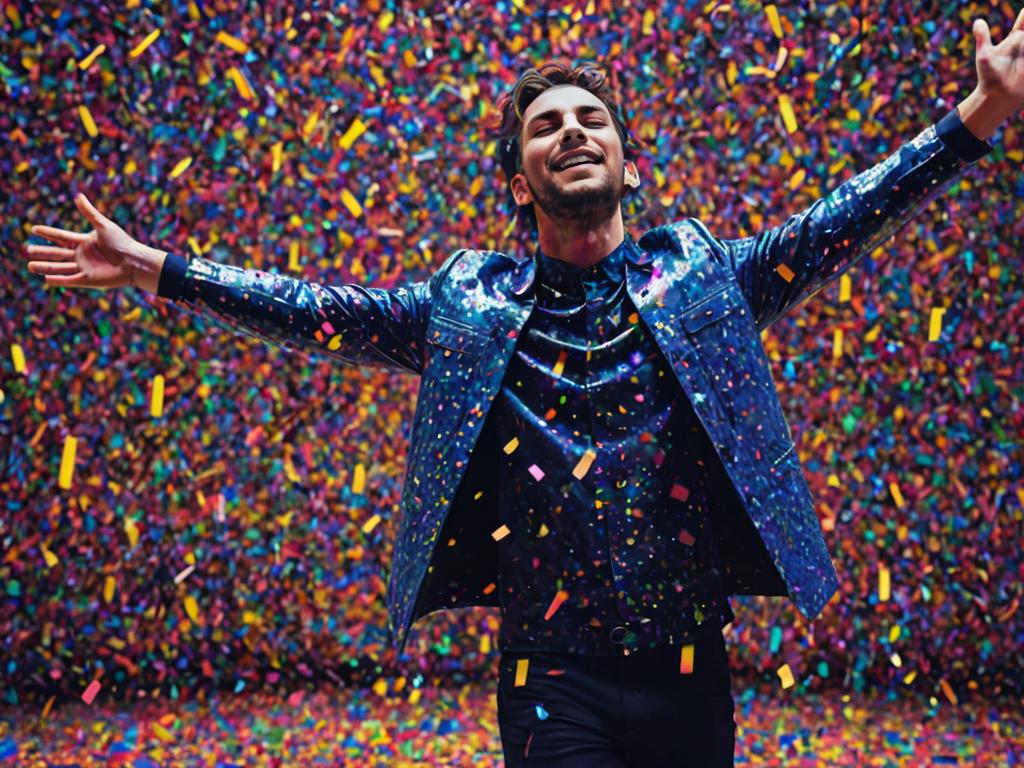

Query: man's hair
[490,60,643,234]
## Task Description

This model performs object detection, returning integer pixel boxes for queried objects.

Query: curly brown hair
[489,60,643,234]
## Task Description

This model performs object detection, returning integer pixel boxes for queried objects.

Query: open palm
[24,193,141,290]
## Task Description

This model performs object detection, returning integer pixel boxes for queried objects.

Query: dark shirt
[487,236,734,656]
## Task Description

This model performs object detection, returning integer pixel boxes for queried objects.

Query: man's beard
[525,168,622,229]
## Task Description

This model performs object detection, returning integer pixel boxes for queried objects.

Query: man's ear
[510,172,533,206]
[624,160,640,189]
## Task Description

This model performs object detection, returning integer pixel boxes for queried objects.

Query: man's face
[511,85,635,228]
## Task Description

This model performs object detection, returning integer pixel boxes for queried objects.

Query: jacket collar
[510,232,653,298]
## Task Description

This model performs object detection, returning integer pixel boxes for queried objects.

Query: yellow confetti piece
[839,274,851,302]
[889,481,905,509]
[765,4,783,38]
[103,575,116,603]
[289,241,301,272]
[352,462,366,494]
[183,594,199,623]
[272,141,283,173]
[362,514,381,534]
[939,677,958,706]
[78,44,106,70]
[78,105,98,138]
[302,109,319,139]
[327,335,343,351]
[889,625,901,643]
[777,93,798,134]
[215,30,249,54]
[151,722,175,742]
[11,343,26,374]
[642,7,655,35]
[928,307,945,342]
[572,449,597,480]
[775,263,795,283]
[128,29,161,59]
[469,176,484,197]
[226,66,255,101]
[124,518,140,548]
[514,658,529,687]
[679,643,695,675]
[552,349,568,377]
[788,167,806,190]
[503,437,519,454]
[777,663,795,689]
[150,374,165,418]
[491,524,511,541]
[832,327,843,359]
[372,677,388,696]
[59,435,77,490]
[340,189,363,218]
[339,117,368,150]
[408,687,421,704]
[41,545,58,568]
[242,610,260,625]
[537,523,549,537]
[168,156,192,180]
[878,564,891,602]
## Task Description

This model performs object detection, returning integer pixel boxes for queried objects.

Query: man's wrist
[131,247,169,295]
[956,87,1015,143]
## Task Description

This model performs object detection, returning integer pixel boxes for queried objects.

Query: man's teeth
[558,157,596,169]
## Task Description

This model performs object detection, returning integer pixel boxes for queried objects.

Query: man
[23,11,1024,766]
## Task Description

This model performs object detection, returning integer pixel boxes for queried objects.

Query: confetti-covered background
[2,0,1023,763]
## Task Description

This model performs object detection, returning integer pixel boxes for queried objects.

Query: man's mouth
[552,151,602,171]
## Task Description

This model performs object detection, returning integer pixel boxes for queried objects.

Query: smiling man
[22,10,1024,766]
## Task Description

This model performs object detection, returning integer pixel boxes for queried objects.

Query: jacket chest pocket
[426,314,490,360]
[680,283,791,460]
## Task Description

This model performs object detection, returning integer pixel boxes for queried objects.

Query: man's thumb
[973,18,991,51]
[75,193,107,227]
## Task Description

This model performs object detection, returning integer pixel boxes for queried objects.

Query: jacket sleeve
[687,108,994,332]
[156,249,464,375]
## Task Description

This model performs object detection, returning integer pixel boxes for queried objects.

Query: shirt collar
[534,236,631,296]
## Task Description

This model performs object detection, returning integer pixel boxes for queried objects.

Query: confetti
[128,29,161,59]
[571,449,596,479]
[543,589,568,621]
[150,373,165,417]
[777,663,795,689]
[10,343,26,373]
[514,658,529,687]
[58,435,77,490]
[777,93,798,134]
[491,524,511,541]
[81,680,101,705]
[679,642,695,674]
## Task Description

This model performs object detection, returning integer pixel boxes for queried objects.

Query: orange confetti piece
[491,524,511,541]
[543,589,569,621]
[572,449,597,479]
[503,437,520,454]
[939,677,958,706]
[552,349,568,377]
[775,262,795,282]
[679,643,695,674]
[514,658,529,687]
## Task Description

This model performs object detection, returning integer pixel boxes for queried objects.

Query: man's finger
[74,193,108,227]
[42,272,87,287]
[973,18,992,51]
[29,261,80,276]
[24,245,76,260]
[1013,7,1024,32]
[30,225,88,245]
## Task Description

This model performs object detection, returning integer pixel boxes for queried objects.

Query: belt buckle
[609,624,638,656]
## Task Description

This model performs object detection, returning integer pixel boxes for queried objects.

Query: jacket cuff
[156,252,189,300]
[935,107,993,164]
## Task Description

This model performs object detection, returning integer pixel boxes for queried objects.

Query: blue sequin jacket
[157,109,992,656]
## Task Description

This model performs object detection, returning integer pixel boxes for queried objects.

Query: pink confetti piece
[527,464,545,481]
[81,680,101,705]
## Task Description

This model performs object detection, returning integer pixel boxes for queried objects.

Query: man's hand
[957,7,1024,141]
[23,193,168,293]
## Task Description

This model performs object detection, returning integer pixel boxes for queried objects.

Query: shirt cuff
[156,252,189,300]
[935,107,993,164]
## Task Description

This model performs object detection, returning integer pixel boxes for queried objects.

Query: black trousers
[496,622,735,767]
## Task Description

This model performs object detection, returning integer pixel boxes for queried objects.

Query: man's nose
[559,119,586,144]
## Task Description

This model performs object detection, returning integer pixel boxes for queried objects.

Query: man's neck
[535,209,625,269]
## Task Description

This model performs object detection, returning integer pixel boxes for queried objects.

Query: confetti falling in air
[3,2,1022,758]
[679,643,695,674]
[514,659,529,687]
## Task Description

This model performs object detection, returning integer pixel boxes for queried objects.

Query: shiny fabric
[156,109,992,656]
[489,239,734,655]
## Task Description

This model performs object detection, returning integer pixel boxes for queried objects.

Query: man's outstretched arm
[23,193,455,376]
[687,7,1024,332]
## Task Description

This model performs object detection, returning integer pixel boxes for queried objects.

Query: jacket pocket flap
[681,285,741,334]
[427,315,489,356]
